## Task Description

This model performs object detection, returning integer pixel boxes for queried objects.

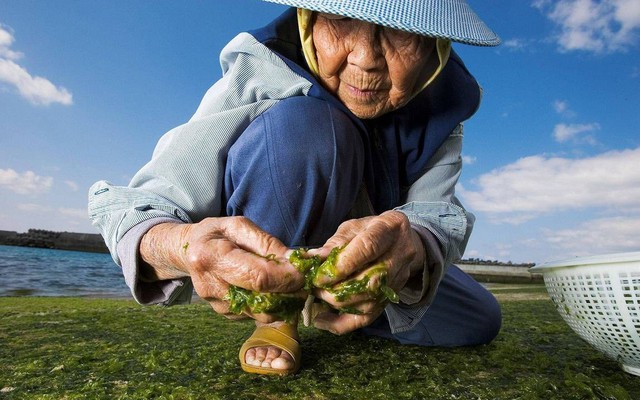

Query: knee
[227,95,365,203]
[438,292,502,347]
[258,96,364,170]
[224,96,365,245]
[226,95,364,195]
[477,291,502,344]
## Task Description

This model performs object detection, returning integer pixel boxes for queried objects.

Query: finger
[335,299,385,315]
[312,269,386,306]
[225,250,301,291]
[314,255,389,295]
[226,289,307,322]
[193,216,305,292]
[313,224,394,288]
[192,270,231,301]
[209,296,287,323]
[211,239,305,293]
[304,245,333,259]
[322,219,361,245]
[313,287,372,307]
[306,218,369,258]
[207,299,248,320]
[338,220,393,268]
[313,308,384,335]
[245,312,281,324]
[221,217,292,259]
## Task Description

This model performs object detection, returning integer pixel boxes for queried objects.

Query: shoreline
[0,229,108,253]
[458,263,543,284]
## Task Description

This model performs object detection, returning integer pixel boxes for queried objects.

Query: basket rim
[529,251,640,272]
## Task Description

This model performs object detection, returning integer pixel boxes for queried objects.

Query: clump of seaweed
[225,246,399,320]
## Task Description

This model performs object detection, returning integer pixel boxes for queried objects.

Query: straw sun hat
[261,0,500,46]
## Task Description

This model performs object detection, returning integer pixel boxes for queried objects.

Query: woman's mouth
[345,83,382,102]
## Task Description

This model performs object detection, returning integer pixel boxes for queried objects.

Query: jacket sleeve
[86,102,255,306]
[88,180,194,305]
[87,32,316,306]
[386,124,475,333]
[398,124,475,264]
[87,100,277,306]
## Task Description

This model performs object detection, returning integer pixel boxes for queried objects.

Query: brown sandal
[238,323,301,375]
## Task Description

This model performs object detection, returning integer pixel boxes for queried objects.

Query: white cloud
[64,180,79,192]
[0,168,53,195]
[553,99,579,118]
[459,147,640,221]
[543,215,640,255]
[17,203,51,212]
[0,25,72,106]
[58,207,88,220]
[0,59,73,106]
[553,100,569,114]
[534,0,640,53]
[503,38,528,51]
[0,25,23,60]
[462,155,477,165]
[553,122,600,144]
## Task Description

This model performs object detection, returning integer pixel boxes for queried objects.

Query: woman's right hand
[139,216,306,322]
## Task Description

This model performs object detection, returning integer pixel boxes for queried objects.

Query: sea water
[0,245,130,298]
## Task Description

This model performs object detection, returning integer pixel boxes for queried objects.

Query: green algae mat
[1,294,638,399]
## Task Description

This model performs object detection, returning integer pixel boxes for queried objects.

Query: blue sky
[1,0,639,264]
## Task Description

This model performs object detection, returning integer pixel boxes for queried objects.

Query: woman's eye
[384,27,414,41]
[319,12,351,21]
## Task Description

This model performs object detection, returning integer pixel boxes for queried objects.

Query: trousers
[224,97,501,346]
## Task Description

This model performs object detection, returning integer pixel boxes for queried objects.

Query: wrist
[409,229,427,279]
[140,222,191,281]
[396,228,431,305]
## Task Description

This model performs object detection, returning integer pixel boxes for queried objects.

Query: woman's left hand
[308,210,426,334]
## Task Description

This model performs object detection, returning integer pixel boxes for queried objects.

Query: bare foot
[244,321,299,371]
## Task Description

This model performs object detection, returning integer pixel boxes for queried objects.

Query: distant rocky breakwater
[0,229,108,253]
[0,229,540,283]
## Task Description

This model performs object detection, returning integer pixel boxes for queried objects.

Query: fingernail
[313,322,336,335]
[313,316,329,331]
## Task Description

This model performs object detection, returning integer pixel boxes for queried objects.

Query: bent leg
[224,96,364,247]
[361,265,502,346]
[226,97,365,374]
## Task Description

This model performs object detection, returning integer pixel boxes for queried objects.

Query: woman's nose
[347,24,385,71]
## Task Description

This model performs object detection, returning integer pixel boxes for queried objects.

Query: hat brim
[262,0,500,46]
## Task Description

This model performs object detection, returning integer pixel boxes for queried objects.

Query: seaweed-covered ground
[1,285,639,399]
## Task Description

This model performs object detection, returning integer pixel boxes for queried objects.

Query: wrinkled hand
[140,217,306,323]
[308,211,426,334]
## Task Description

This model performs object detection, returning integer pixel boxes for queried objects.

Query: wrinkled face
[312,13,437,119]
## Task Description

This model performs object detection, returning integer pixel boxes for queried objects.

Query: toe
[244,348,256,365]
[272,346,294,370]
[271,354,294,370]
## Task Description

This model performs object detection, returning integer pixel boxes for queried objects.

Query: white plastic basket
[530,252,640,376]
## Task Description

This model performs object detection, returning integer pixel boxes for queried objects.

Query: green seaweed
[327,265,399,305]
[1,295,639,399]
[289,248,323,290]
[330,274,371,302]
[226,247,399,319]
[313,246,342,285]
[224,286,305,322]
[289,246,344,290]
[380,285,400,303]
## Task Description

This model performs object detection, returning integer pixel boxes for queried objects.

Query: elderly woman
[89,0,502,376]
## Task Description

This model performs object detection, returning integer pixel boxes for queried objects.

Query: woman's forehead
[313,13,429,45]
[317,12,345,20]
[261,0,500,47]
